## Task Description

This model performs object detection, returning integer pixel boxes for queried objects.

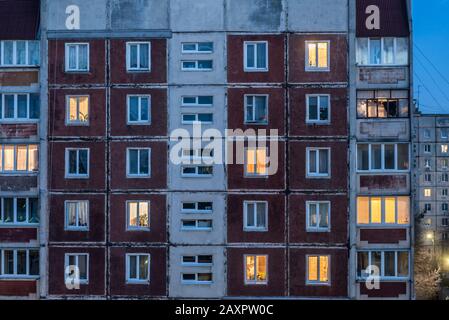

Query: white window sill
[182,281,213,285]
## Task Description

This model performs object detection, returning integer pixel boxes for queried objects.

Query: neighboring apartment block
[0,0,413,300]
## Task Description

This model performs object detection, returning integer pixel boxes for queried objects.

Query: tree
[414,245,442,300]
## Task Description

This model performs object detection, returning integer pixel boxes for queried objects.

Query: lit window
[424,189,432,197]
[244,201,267,231]
[245,95,268,124]
[127,148,150,177]
[0,145,38,173]
[245,148,268,176]
[65,201,88,230]
[307,95,330,123]
[307,255,330,284]
[0,40,40,66]
[0,198,38,224]
[307,202,330,232]
[357,143,409,171]
[306,41,329,71]
[66,96,89,125]
[126,254,150,283]
[65,254,88,283]
[0,249,39,277]
[357,251,409,279]
[307,148,330,177]
[65,43,89,72]
[181,42,213,54]
[0,94,39,121]
[356,38,408,66]
[245,255,267,284]
[127,201,150,230]
[127,95,150,124]
[65,148,89,178]
[244,41,268,71]
[441,145,448,154]
[181,96,213,107]
[357,196,410,225]
[181,60,213,71]
[356,90,409,119]
[126,42,150,71]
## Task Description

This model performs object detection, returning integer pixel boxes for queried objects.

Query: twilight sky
[413,0,449,114]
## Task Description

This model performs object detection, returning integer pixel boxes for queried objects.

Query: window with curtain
[245,95,268,124]
[65,201,88,230]
[127,42,150,71]
[244,41,268,71]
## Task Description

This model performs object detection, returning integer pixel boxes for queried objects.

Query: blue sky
[413,0,449,114]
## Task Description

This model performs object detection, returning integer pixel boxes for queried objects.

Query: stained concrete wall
[170,0,224,32]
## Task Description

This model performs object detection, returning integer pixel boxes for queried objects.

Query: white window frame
[181,255,213,267]
[181,273,213,285]
[181,202,213,214]
[0,249,39,278]
[181,60,213,71]
[0,197,39,225]
[244,147,268,178]
[181,113,213,124]
[126,42,151,72]
[181,42,213,54]
[65,43,89,72]
[127,95,151,125]
[125,253,150,284]
[357,143,410,172]
[306,255,331,285]
[65,148,89,179]
[65,95,90,126]
[126,148,151,178]
[305,40,330,72]
[243,41,268,72]
[441,129,449,139]
[306,201,331,232]
[0,94,38,121]
[306,147,331,178]
[0,144,39,174]
[64,200,89,231]
[0,40,40,67]
[244,254,268,285]
[244,94,269,125]
[357,251,410,280]
[356,196,410,226]
[306,94,331,124]
[181,96,213,107]
[243,201,268,232]
[181,165,213,178]
[64,253,89,284]
[356,37,409,66]
[424,144,431,153]
[181,219,213,231]
[126,200,150,231]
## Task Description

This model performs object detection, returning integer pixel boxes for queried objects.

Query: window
[0,198,38,224]
[357,197,410,225]
[424,203,432,213]
[181,148,214,161]
[425,159,432,169]
[127,95,150,124]
[182,113,213,124]
[126,42,150,71]
[127,201,150,230]
[181,60,213,71]
[182,273,213,284]
[65,43,89,72]
[307,255,330,285]
[356,90,409,118]
[442,173,449,183]
[65,254,88,283]
[424,145,431,153]
[244,201,267,231]
[65,201,88,230]
[181,202,213,214]
[182,255,213,266]
[181,219,212,231]
[307,95,330,123]
[0,145,38,173]
[443,189,448,197]
[244,41,268,71]
[245,148,268,177]
[181,166,213,177]
[0,249,39,277]
[307,148,330,177]
[442,159,449,169]
[245,255,267,284]
[182,42,213,54]
[424,129,431,139]
[356,38,408,65]
[66,96,89,125]
[441,145,448,154]
[442,129,448,139]
[65,148,89,178]
[442,218,449,227]
[357,143,409,171]
[425,174,432,182]
[357,251,409,279]
[245,95,268,124]
[306,41,329,71]
[0,41,40,66]
[307,202,330,232]
[424,189,432,197]
[181,96,213,107]
[0,94,39,121]
[127,148,150,177]
[126,254,150,283]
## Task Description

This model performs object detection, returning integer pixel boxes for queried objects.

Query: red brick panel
[109,247,166,296]
[109,194,166,243]
[0,280,37,296]
[359,175,407,191]
[227,194,285,244]
[0,228,38,242]
[110,39,167,84]
[289,88,347,137]
[48,40,106,85]
[0,176,38,192]
[0,123,38,138]
[227,248,285,297]
[289,194,347,244]
[288,34,347,83]
[227,35,285,83]
[359,228,407,244]
[48,247,105,296]
[49,194,105,243]
[360,281,407,298]
[110,88,167,137]
[49,89,106,137]
[289,248,348,297]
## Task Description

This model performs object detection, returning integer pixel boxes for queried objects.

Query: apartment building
[0,0,414,300]
[413,113,449,271]
[349,0,413,299]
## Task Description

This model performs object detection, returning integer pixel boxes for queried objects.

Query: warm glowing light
[426,232,434,240]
